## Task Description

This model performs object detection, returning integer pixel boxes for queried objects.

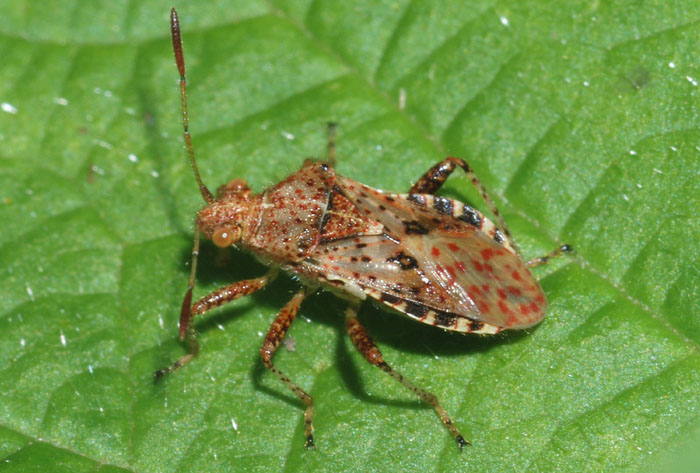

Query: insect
[157,8,572,450]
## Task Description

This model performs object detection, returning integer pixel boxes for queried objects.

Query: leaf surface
[0,1,698,472]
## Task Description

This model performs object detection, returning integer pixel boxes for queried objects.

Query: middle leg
[325,122,337,166]
[302,122,337,168]
[260,288,316,448]
[345,303,469,450]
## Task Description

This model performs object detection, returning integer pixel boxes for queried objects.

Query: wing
[302,234,500,334]
[331,176,546,330]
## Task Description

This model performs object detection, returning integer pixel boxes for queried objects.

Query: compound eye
[212,226,238,248]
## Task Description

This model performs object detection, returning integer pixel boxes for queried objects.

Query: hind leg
[409,157,518,252]
[345,304,469,450]
[527,244,574,267]
[325,122,337,165]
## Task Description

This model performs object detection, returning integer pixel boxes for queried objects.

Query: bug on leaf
[156,8,572,450]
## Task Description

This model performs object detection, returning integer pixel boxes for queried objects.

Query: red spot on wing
[329,182,551,330]
[480,248,495,261]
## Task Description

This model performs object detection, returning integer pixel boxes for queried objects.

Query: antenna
[170,8,214,204]
[170,10,207,365]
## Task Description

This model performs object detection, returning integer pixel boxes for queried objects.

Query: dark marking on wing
[403,220,429,235]
[326,189,336,211]
[458,206,482,228]
[380,292,400,304]
[493,229,504,245]
[407,194,426,206]
[433,197,453,215]
[434,310,458,327]
[405,300,429,318]
[320,211,331,230]
[468,320,484,331]
[311,180,546,329]
[387,251,418,270]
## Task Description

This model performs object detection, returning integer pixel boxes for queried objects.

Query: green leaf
[1,0,698,471]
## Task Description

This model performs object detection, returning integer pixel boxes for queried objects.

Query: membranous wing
[304,234,498,333]
[327,176,546,330]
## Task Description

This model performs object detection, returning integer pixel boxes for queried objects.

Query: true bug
[157,8,572,450]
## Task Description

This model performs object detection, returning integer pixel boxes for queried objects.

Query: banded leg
[409,156,518,253]
[260,288,315,448]
[345,304,469,450]
[154,270,278,379]
[526,244,573,268]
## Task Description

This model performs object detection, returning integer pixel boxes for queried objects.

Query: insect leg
[260,288,315,448]
[526,244,573,267]
[409,156,518,253]
[326,122,337,166]
[154,270,278,379]
[345,305,469,450]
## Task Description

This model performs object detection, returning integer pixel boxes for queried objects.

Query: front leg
[154,270,278,379]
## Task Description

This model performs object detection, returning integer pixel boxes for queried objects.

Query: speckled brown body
[160,9,572,451]
[181,157,558,449]
[196,160,546,335]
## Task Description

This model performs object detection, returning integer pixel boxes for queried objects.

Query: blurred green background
[0,1,698,472]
